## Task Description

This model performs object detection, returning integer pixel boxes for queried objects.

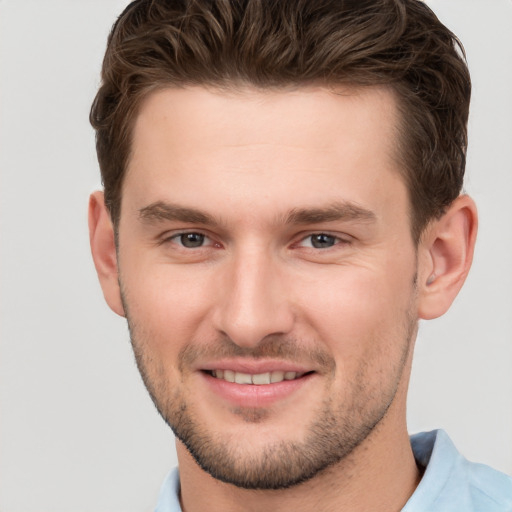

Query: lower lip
[201,372,315,408]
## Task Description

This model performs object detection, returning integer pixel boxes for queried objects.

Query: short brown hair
[90,0,470,242]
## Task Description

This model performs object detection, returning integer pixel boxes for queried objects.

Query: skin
[89,85,477,512]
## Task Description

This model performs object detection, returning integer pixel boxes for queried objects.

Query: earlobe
[418,195,478,320]
[88,191,125,317]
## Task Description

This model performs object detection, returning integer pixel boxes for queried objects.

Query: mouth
[206,369,309,385]
[198,360,317,408]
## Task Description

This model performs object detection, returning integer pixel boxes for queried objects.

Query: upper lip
[197,358,314,375]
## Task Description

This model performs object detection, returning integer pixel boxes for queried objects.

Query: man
[88,0,512,510]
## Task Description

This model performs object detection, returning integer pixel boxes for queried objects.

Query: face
[117,86,419,489]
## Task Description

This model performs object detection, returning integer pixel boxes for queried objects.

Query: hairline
[113,80,423,244]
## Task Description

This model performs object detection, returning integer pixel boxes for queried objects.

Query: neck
[177,404,420,512]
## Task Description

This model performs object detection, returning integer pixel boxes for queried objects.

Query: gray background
[1,1,511,510]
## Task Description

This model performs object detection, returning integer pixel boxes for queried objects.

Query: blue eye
[299,233,341,249]
[309,234,337,248]
[175,232,206,248]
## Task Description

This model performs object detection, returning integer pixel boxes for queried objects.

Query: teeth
[270,370,284,383]
[223,370,235,383]
[210,370,302,385]
[234,372,252,384]
[252,373,271,385]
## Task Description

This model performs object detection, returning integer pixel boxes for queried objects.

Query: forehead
[129,84,399,160]
[124,85,407,228]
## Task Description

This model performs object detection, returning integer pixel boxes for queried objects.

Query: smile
[209,370,306,385]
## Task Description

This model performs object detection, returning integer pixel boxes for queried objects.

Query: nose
[212,247,295,348]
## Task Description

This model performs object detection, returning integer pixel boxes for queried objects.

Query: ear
[88,191,125,317]
[417,195,478,320]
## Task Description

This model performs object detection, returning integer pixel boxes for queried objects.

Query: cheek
[291,261,416,365]
[121,262,215,355]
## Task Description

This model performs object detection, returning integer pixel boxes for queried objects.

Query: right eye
[170,232,209,248]
[301,233,338,249]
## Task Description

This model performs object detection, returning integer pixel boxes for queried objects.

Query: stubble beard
[124,313,417,491]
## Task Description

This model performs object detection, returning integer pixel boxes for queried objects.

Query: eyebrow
[139,201,221,227]
[284,202,377,225]
[138,200,377,227]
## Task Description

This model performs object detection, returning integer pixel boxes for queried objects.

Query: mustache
[178,335,336,373]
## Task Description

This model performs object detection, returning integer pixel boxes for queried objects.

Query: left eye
[172,232,208,248]
[300,233,339,249]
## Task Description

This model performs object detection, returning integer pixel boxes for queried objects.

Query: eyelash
[166,232,218,249]
[296,233,350,250]
[163,231,351,251]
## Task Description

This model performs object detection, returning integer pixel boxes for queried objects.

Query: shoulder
[466,460,512,511]
[155,467,182,512]
[406,430,512,512]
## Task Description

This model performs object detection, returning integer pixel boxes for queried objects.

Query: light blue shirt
[155,430,512,511]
